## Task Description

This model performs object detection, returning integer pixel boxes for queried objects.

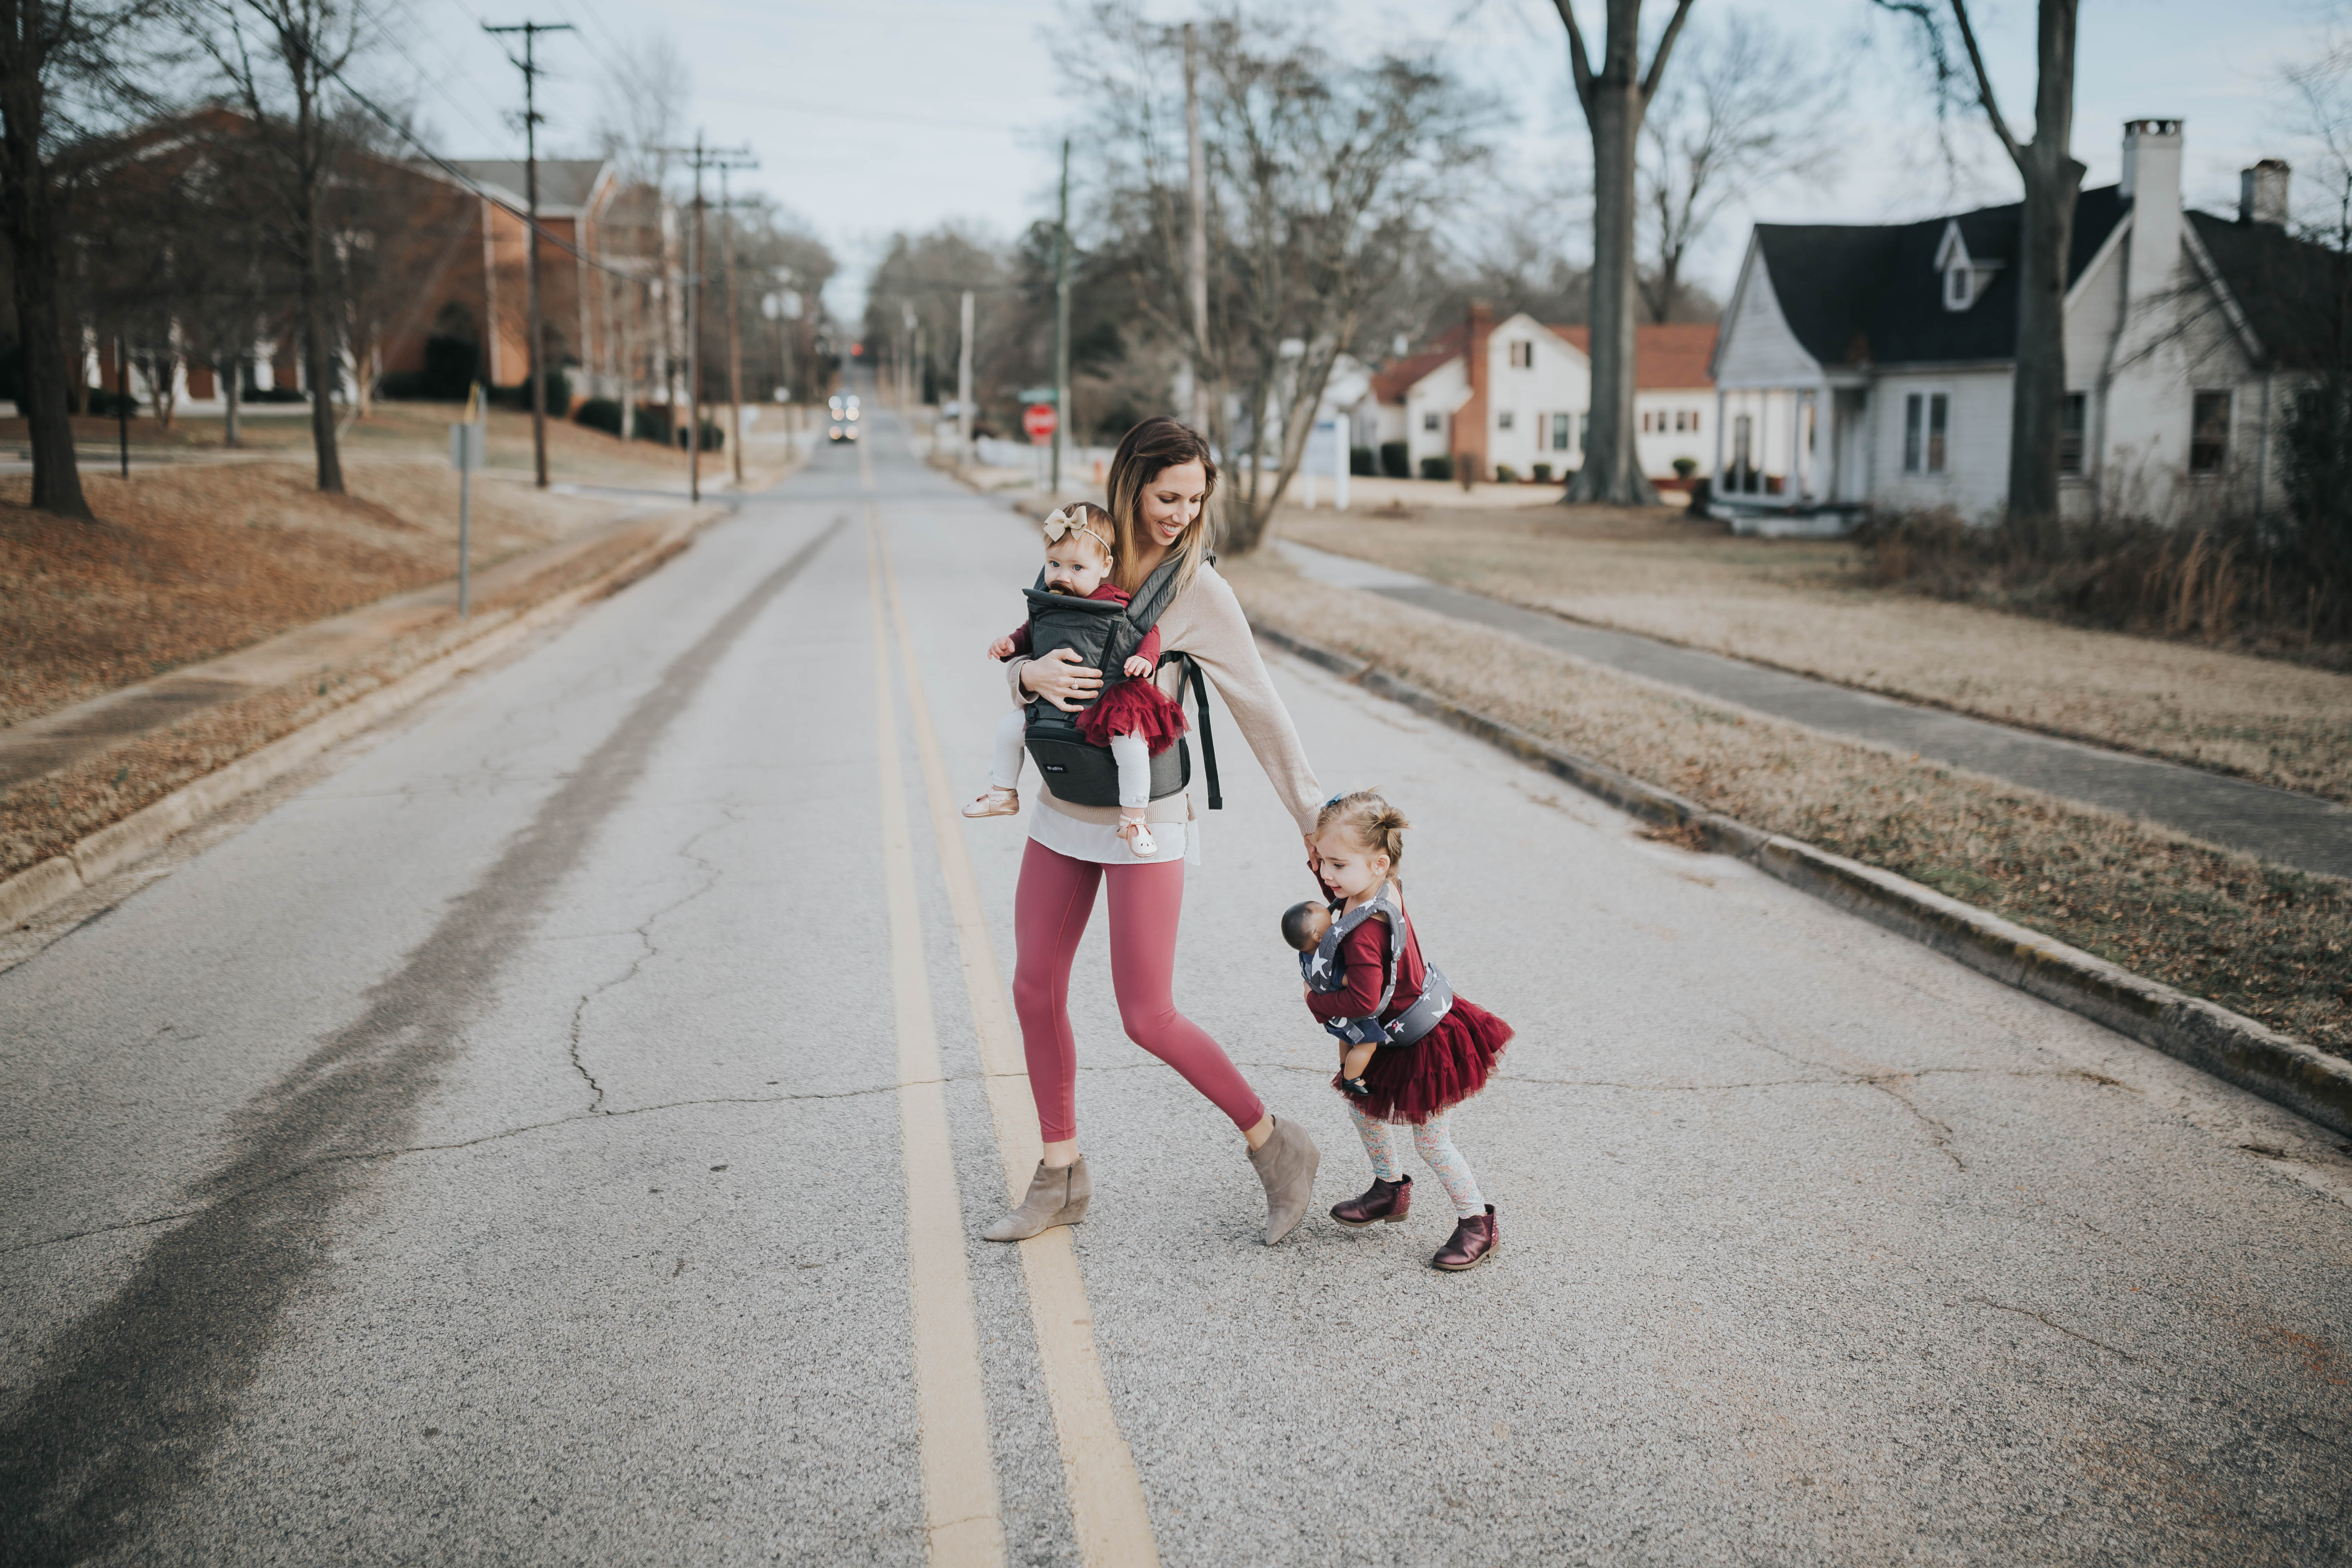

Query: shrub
[1419,454,1452,481]
[1380,441,1410,478]
[253,385,308,403]
[1532,463,1552,483]
[575,396,624,436]
[1672,456,1699,479]
[674,419,722,452]
[86,388,138,416]
[632,406,671,443]
[421,334,479,400]
[1494,463,1519,484]
[1350,445,1376,476]
[493,368,570,414]
[375,370,430,400]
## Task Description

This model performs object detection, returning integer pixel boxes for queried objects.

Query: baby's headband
[1042,507,1113,559]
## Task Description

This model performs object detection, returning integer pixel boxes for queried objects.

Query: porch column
[1713,387,1726,489]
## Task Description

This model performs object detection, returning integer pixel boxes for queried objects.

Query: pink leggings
[1012,837,1267,1143]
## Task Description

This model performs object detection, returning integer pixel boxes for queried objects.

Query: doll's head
[1281,899,1332,953]
[1040,503,1116,597]
[1312,790,1410,903]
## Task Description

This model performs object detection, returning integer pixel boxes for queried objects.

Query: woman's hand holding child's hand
[987,635,1016,660]
[1123,655,1153,678]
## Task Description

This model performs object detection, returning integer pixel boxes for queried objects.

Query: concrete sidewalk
[1280,539,2352,881]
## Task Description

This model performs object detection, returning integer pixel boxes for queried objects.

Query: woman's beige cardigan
[1004,563,1325,837]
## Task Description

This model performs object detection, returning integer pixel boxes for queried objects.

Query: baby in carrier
[963,504,1189,856]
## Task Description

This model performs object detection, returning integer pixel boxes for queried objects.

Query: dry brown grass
[0,459,637,727]
[1278,503,2352,804]
[1227,553,2352,1058]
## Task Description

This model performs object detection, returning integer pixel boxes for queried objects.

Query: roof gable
[2185,208,2343,370]
[1751,184,2128,368]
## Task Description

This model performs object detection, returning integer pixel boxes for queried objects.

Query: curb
[1,508,711,932]
[1253,620,2352,1142]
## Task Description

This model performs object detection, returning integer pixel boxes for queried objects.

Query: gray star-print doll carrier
[1300,883,1456,1051]
[1020,550,1222,810]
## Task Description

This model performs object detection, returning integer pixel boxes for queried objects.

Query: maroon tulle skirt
[1334,996,1512,1124]
[1076,677,1189,755]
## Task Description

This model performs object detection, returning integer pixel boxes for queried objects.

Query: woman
[983,416,1327,1246]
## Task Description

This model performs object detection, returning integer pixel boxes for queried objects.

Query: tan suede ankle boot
[982,1156,1090,1241]
[1247,1117,1320,1245]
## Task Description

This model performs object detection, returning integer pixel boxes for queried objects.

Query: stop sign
[1023,403,1058,443]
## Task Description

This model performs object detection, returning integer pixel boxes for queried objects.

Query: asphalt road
[3,408,2349,1566]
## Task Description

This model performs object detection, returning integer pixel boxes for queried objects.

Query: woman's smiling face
[1138,460,1209,549]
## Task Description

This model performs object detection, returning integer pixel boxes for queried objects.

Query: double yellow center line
[866,510,1160,1568]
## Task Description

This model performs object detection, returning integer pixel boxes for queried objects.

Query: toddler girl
[1304,791,1511,1271]
[963,504,1188,855]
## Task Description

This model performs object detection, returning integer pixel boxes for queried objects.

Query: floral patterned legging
[1348,1103,1488,1218]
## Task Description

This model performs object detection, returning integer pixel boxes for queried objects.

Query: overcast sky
[383,0,2336,323]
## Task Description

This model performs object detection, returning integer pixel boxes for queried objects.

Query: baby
[963,504,1187,855]
[1283,898,1386,1096]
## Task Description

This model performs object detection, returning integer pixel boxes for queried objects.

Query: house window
[1508,341,1534,368]
[1578,413,1590,451]
[1550,413,1571,451]
[2189,390,2231,474]
[1904,391,1949,474]
[2059,392,2086,475]
[1944,265,1973,311]
[1422,412,1441,432]
[1497,410,1515,431]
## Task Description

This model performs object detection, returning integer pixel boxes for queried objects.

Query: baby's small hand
[988,636,1016,660]
[1123,655,1152,678]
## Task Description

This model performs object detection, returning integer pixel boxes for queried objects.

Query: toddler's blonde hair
[1315,790,1411,884]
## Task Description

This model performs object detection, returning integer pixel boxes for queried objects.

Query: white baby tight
[1348,1102,1488,1218]
[991,709,1151,807]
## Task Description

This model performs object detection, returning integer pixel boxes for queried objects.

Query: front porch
[1708,381,1869,536]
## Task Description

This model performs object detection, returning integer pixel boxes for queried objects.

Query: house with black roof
[1707,120,2323,531]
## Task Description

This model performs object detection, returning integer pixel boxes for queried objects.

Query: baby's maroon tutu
[1338,997,1512,1124]
[1077,676,1188,754]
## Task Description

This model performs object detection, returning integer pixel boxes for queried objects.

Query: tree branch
[1947,0,2023,170]
[1550,0,1595,113]
[1640,0,1697,105]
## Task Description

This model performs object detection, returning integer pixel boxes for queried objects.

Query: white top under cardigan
[1004,562,1325,866]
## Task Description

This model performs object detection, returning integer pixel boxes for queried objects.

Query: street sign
[450,403,484,619]
[1023,403,1058,443]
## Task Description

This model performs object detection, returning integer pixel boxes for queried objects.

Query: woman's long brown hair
[1105,416,1218,596]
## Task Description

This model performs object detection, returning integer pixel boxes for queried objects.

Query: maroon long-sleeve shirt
[1305,908,1427,1024]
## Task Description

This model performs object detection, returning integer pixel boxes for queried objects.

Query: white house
[1366,307,1719,483]
[1710,119,2315,530]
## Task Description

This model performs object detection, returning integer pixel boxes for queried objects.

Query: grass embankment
[1280,502,2352,804]
[0,413,723,884]
[1226,552,2352,1059]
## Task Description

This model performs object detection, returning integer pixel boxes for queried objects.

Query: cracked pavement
[2,413,2349,1565]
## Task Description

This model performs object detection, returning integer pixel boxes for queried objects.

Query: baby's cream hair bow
[1041,507,1112,559]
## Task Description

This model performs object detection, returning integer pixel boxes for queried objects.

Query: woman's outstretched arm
[1175,567,1324,838]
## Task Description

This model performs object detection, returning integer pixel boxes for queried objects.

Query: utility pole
[957,289,973,461]
[1053,136,1070,496]
[655,136,753,502]
[1184,22,1211,434]
[901,302,915,412]
[717,161,760,486]
[484,19,575,490]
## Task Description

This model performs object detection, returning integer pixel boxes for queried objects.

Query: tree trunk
[1567,62,1659,506]
[2002,0,2082,548]
[296,118,343,492]
[0,0,90,520]
[223,352,243,447]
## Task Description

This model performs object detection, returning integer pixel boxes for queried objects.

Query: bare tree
[190,0,365,492]
[1638,13,1838,323]
[1878,0,2082,543]
[1550,0,1696,507]
[1067,4,1483,552]
[593,33,687,437]
[0,0,161,518]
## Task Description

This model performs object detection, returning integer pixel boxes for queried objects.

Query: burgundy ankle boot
[1330,1175,1412,1229]
[1431,1205,1497,1271]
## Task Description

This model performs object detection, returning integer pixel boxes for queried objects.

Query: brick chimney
[2240,159,2290,227]
[1459,300,1493,481]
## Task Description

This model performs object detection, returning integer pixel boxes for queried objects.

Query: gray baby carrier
[1300,884,1455,1051]
[1020,552,1222,810]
